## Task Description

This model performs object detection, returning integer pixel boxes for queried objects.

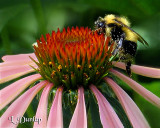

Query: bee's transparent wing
[113,19,149,46]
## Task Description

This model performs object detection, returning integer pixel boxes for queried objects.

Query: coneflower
[0,27,160,128]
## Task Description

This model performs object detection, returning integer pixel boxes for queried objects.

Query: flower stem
[30,0,47,35]
[1,27,12,54]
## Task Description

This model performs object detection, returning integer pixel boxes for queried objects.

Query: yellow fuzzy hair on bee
[104,14,116,24]
[118,16,130,26]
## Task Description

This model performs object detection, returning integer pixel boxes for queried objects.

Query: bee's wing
[113,19,149,46]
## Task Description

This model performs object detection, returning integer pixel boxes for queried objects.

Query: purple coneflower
[0,27,160,128]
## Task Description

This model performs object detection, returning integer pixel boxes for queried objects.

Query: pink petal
[0,74,42,110]
[112,61,160,78]
[111,69,160,108]
[0,61,36,68]
[33,83,53,128]
[69,87,87,128]
[47,87,63,128]
[1,65,34,78]
[2,53,37,62]
[105,78,150,128]
[0,53,37,68]
[0,70,35,84]
[0,81,47,128]
[0,65,38,84]
[90,85,124,128]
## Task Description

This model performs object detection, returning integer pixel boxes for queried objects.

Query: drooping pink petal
[69,87,87,128]
[90,85,124,128]
[1,65,35,78]
[33,83,53,128]
[112,61,160,78]
[0,61,36,67]
[0,74,42,110]
[0,53,37,68]
[105,78,150,128]
[47,87,63,128]
[0,81,47,128]
[2,53,37,62]
[0,70,35,84]
[110,69,160,108]
[0,64,38,84]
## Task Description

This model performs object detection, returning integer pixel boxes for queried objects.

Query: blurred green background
[0,0,160,127]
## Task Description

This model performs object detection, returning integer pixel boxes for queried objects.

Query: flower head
[33,27,113,89]
[0,27,160,128]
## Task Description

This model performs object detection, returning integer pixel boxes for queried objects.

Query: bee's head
[94,17,106,34]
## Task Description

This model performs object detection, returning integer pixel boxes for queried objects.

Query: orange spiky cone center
[33,27,114,89]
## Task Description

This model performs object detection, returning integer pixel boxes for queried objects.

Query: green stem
[1,27,12,54]
[30,0,47,35]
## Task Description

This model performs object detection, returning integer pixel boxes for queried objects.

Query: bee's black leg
[122,40,137,77]
[126,61,132,77]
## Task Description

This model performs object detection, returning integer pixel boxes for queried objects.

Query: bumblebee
[94,14,148,77]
